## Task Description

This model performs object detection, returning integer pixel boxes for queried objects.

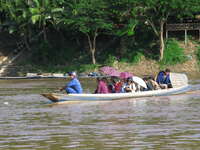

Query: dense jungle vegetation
[0,0,200,73]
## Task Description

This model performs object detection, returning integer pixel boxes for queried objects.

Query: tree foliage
[139,0,200,60]
[0,0,200,65]
[61,0,113,64]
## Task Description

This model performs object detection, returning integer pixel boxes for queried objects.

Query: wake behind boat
[42,73,190,103]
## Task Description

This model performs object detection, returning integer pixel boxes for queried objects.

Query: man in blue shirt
[60,72,83,94]
[156,68,172,89]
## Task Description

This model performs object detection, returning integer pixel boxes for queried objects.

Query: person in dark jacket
[156,68,172,89]
[60,72,83,94]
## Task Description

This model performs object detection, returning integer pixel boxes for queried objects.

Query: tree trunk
[159,20,165,61]
[24,34,31,51]
[119,37,127,58]
[43,25,47,42]
[86,30,98,64]
[24,27,31,51]
[91,49,96,64]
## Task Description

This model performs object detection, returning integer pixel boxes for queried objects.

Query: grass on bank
[196,43,200,66]
[160,39,187,66]
[19,38,200,75]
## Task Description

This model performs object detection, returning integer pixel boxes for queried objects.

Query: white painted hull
[42,85,190,102]
[42,73,190,103]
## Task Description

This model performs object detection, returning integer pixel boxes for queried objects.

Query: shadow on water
[0,78,200,149]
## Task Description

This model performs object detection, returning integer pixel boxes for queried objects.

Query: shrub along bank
[1,0,200,76]
[16,38,199,77]
[1,0,200,67]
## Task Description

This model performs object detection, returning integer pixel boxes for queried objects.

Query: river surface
[0,78,200,150]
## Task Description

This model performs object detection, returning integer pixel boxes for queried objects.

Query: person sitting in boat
[60,72,83,94]
[133,81,142,92]
[121,77,136,93]
[108,76,116,93]
[95,77,109,94]
[143,76,160,91]
[114,77,123,93]
[119,78,126,93]
[149,76,160,90]
[156,69,172,89]
[109,76,123,93]
[142,77,153,91]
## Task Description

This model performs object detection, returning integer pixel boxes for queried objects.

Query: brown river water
[0,78,200,150]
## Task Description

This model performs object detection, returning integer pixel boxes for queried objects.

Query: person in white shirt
[122,77,136,93]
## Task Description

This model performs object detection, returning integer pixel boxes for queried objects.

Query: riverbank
[0,35,199,78]
[3,54,199,79]
[19,41,200,78]
[112,41,199,78]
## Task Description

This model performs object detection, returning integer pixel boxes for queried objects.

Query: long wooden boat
[42,73,190,103]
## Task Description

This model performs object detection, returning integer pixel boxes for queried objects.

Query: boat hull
[42,85,190,103]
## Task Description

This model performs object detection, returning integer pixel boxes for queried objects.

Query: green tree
[0,0,33,50]
[27,0,64,41]
[60,0,113,64]
[109,0,138,36]
[140,0,200,60]
[108,0,138,58]
[59,0,138,64]
[1,0,63,41]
